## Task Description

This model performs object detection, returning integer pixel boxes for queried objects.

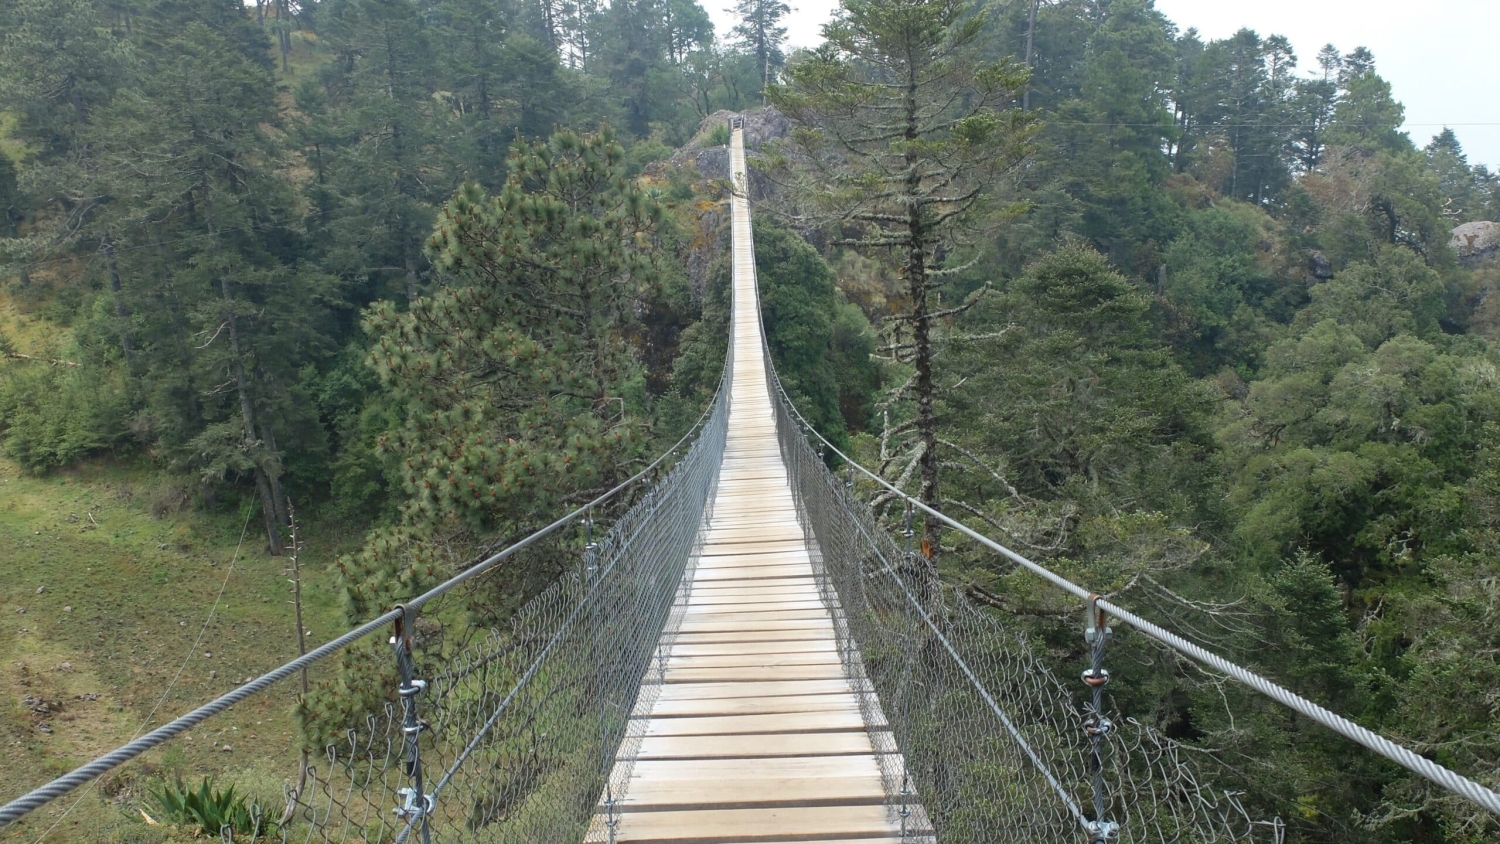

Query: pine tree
[310,0,448,304]
[87,12,338,553]
[767,0,1036,562]
[728,0,789,98]
[346,127,666,617]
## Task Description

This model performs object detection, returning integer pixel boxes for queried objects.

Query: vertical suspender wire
[1082,596,1117,843]
[392,608,433,844]
[585,510,619,843]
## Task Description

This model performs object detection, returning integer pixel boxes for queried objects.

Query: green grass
[0,457,355,843]
[0,112,28,165]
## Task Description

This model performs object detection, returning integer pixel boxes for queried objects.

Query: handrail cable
[765,361,1500,817]
[0,356,730,829]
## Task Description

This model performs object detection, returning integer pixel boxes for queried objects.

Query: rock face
[1450,221,1500,266]
[650,107,796,300]
[1308,250,1334,281]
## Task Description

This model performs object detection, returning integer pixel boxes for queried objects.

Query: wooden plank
[662,664,849,683]
[666,651,841,669]
[608,805,901,842]
[635,731,883,761]
[616,775,886,811]
[678,609,828,623]
[655,679,854,700]
[670,630,833,644]
[684,598,827,611]
[645,694,861,718]
[668,640,838,657]
[675,619,833,634]
[639,710,869,737]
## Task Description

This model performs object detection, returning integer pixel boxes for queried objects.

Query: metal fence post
[1082,595,1118,844]
[392,606,433,844]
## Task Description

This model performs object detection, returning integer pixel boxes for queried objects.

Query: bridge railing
[0,353,732,843]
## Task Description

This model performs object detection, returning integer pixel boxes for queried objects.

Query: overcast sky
[707,0,1500,168]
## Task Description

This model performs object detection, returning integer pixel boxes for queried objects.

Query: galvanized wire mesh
[767,352,1284,844]
[271,391,728,844]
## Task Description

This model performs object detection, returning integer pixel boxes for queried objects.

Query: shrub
[149,776,269,837]
[0,362,129,470]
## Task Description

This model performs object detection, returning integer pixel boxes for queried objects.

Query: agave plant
[150,776,268,836]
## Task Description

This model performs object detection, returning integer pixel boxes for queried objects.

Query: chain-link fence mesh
[766,347,1285,844]
[272,387,728,844]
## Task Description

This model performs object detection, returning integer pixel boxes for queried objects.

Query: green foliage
[944,243,1219,582]
[0,362,130,471]
[1293,246,1446,347]
[679,217,879,446]
[150,776,269,837]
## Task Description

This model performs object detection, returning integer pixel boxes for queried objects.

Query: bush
[706,123,730,147]
[0,362,129,470]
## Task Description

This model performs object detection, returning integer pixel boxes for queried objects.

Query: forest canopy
[2,0,1500,840]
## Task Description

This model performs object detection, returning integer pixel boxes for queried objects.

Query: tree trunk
[259,418,290,525]
[1023,0,1039,111]
[101,232,135,366]
[404,233,421,304]
[905,73,941,571]
[221,276,285,556]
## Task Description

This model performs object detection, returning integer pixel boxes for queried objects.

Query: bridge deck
[593,127,913,842]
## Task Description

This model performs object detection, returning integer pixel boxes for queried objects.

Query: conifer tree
[88,13,336,554]
[728,0,789,97]
[767,0,1036,561]
[344,127,665,619]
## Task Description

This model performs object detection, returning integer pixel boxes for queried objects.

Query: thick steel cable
[0,361,730,829]
[765,362,1500,818]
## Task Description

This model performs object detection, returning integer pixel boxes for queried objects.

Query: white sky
[707,0,1500,168]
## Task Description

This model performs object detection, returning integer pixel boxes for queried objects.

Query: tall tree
[90,11,337,553]
[768,0,1036,561]
[344,127,666,617]
[728,0,789,99]
[311,0,448,305]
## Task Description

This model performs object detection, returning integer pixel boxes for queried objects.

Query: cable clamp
[402,717,429,737]
[398,679,428,698]
[393,787,433,821]
[1083,714,1113,737]
[1081,668,1110,688]
[1085,820,1119,842]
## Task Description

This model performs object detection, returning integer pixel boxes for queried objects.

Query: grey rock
[1450,221,1500,266]
[1308,250,1334,280]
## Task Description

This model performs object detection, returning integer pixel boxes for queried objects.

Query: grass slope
[0,457,350,843]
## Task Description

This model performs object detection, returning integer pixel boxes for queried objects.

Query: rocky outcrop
[1450,221,1500,267]
[1307,250,1334,280]
[648,108,796,301]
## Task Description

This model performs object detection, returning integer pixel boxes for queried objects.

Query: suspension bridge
[2,120,1499,843]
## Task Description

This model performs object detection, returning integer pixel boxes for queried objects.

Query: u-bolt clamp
[394,787,434,821]
[1085,820,1120,843]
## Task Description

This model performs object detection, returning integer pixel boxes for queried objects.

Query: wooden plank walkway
[589,125,918,843]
